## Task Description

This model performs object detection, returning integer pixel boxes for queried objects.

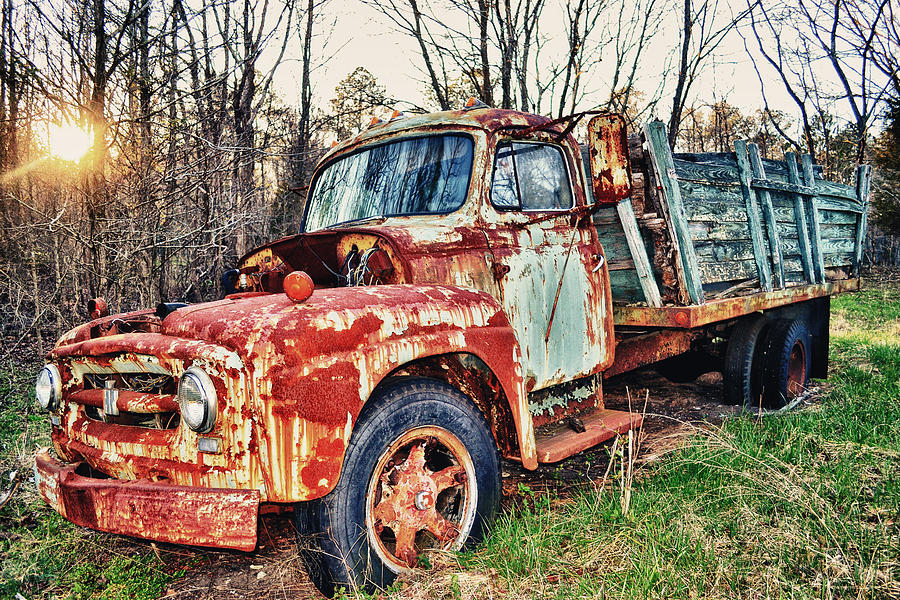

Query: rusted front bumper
[34,449,260,551]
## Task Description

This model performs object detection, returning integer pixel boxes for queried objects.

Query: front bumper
[34,449,260,551]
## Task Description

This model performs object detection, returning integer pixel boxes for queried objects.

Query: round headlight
[177,367,217,433]
[35,365,62,411]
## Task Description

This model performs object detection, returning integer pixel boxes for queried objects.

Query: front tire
[294,377,501,596]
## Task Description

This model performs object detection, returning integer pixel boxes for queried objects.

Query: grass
[392,278,900,599]
[0,358,186,600]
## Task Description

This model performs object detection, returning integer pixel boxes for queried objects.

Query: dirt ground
[160,366,758,600]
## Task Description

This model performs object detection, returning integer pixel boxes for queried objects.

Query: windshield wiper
[324,215,389,230]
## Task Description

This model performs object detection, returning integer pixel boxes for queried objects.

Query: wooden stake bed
[585,122,870,314]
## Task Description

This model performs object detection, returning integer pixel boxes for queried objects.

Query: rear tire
[293,377,500,596]
[756,318,812,409]
[722,314,769,408]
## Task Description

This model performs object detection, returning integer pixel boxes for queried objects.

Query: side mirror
[586,113,632,205]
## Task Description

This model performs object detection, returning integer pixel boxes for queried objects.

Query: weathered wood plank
[817,197,866,213]
[781,236,854,256]
[820,223,856,240]
[616,197,662,307]
[801,153,827,283]
[699,259,758,283]
[695,240,756,262]
[818,210,859,225]
[747,143,784,288]
[645,121,705,304]
[853,164,871,276]
[608,259,637,271]
[785,153,815,282]
[594,225,632,260]
[671,160,742,187]
[750,177,817,197]
[824,253,853,268]
[689,220,800,242]
[609,268,645,303]
[814,179,864,202]
[591,206,619,225]
[685,201,749,222]
[678,180,745,206]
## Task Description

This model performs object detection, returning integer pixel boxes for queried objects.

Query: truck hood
[160,284,503,364]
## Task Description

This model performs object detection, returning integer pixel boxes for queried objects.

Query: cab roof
[327,108,553,157]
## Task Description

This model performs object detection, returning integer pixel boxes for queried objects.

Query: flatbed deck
[614,278,860,329]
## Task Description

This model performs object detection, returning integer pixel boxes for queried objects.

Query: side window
[490,142,573,210]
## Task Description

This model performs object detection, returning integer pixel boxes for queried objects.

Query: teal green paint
[801,153,827,283]
[733,140,772,291]
[747,143,784,288]
[617,197,662,307]
[527,375,598,417]
[785,153,815,282]
[853,164,871,276]
[644,122,704,304]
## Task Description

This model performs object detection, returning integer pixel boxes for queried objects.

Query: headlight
[177,367,217,433]
[35,365,62,411]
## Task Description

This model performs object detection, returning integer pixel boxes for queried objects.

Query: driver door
[480,138,612,393]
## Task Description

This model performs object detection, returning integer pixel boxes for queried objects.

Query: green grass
[831,286,900,327]
[0,362,185,600]
[394,286,900,599]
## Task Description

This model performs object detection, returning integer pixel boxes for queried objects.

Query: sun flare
[47,123,93,162]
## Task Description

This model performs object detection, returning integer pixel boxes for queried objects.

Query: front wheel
[294,377,501,596]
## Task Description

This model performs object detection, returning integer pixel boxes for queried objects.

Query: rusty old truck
[33,104,869,595]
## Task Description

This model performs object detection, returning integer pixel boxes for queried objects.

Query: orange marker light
[368,116,383,127]
[465,97,478,108]
[284,271,315,303]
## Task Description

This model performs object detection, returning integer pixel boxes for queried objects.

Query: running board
[534,409,643,463]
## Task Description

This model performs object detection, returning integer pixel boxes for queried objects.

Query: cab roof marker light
[463,97,488,110]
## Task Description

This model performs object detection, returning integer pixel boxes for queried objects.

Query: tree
[328,67,394,139]
[743,0,896,163]
[872,100,900,235]
[668,0,754,147]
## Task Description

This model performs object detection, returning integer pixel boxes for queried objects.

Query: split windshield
[304,133,474,231]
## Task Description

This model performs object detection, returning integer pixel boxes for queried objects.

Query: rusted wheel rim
[365,426,477,572]
[786,340,807,398]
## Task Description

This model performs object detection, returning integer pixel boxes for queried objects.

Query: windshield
[304,134,474,231]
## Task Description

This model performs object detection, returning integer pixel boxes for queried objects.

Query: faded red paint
[35,449,259,550]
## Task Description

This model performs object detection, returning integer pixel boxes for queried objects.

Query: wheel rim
[365,426,477,572]
[786,340,807,398]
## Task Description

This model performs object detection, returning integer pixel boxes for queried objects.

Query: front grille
[83,405,180,430]
[84,373,176,395]
[79,372,179,430]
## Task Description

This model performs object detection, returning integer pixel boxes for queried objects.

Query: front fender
[166,285,535,501]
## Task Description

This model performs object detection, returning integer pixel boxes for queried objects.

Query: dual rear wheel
[723,314,813,410]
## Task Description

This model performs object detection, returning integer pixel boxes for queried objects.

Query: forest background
[0,0,898,353]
